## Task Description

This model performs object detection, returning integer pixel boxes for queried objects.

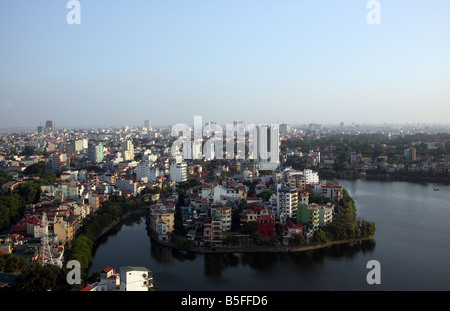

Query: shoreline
[147,229,375,254]
[331,173,450,184]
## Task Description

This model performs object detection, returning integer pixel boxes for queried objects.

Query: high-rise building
[276,184,298,223]
[121,140,134,161]
[144,120,151,130]
[279,123,292,134]
[257,124,280,170]
[87,142,104,163]
[170,161,188,182]
[45,120,55,134]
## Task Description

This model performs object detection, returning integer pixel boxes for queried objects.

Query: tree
[0,254,28,273]
[269,236,281,246]
[239,221,258,234]
[23,162,55,183]
[257,190,274,202]
[20,146,35,156]
[314,229,330,244]
[16,263,72,291]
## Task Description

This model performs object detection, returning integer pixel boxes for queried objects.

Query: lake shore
[147,229,375,254]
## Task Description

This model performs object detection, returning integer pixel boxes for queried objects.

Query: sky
[0,0,449,129]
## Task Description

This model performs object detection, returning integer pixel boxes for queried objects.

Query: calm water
[88,179,450,291]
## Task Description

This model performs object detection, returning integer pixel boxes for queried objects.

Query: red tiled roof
[80,285,94,291]
[102,267,116,274]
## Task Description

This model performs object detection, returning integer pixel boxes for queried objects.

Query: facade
[257,214,275,238]
[121,140,135,161]
[276,185,298,222]
[136,160,160,182]
[87,142,104,163]
[210,205,232,232]
[303,169,319,185]
[296,203,319,231]
[279,123,292,134]
[317,204,334,227]
[170,161,188,183]
[404,147,417,162]
[257,124,280,170]
[115,179,137,196]
[45,120,55,134]
[149,204,175,240]
[82,266,153,291]
[321,184,343,201]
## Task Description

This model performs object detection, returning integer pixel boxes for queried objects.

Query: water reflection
[148,237,376,278]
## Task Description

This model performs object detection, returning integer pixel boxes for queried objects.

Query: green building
[296,203,319,231]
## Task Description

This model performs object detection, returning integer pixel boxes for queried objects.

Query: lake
[87,179,450,291]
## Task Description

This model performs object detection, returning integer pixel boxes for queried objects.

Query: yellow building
[149,204,175,240]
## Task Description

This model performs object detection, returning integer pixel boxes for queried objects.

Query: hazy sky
[0,1,449,129]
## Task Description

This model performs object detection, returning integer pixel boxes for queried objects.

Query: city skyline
[1,1,449,129]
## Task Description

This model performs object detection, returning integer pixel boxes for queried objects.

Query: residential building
[115,179,137,196]
[296,203,319,231]
[257,214,275,238]
[136,160,160,182]
[170,161,188,183]
[121,140,135,161]
[119,266,152,291]
[276,185,298,222]
[82,266,153,291]
[321,183,343,201]
[317,203,334,227]
[53,214,83,245]
[303,169,319,185]
[210,205,232,232]
[149,204,175,240]
[203,218,222,247]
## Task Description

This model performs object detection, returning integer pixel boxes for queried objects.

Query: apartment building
[148,204,175,241]
[276,185,298,222]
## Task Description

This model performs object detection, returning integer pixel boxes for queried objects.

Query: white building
[81,266,153,291]
[136,160,160,182]
[303,169,319,185]
[170,161,187,183]
[276,184,298,223]
[121,140,135,161]
[257,124,280,170]
[318,204,334,227]
[120,266,153,291]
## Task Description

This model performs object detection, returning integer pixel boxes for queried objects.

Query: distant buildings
[87,141,104,163]
[45,120,55,134]
[121,140,134,161]
[404,147,417,161]
[279,123,292,134]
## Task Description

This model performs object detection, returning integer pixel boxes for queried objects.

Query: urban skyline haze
[0,1,449,129]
